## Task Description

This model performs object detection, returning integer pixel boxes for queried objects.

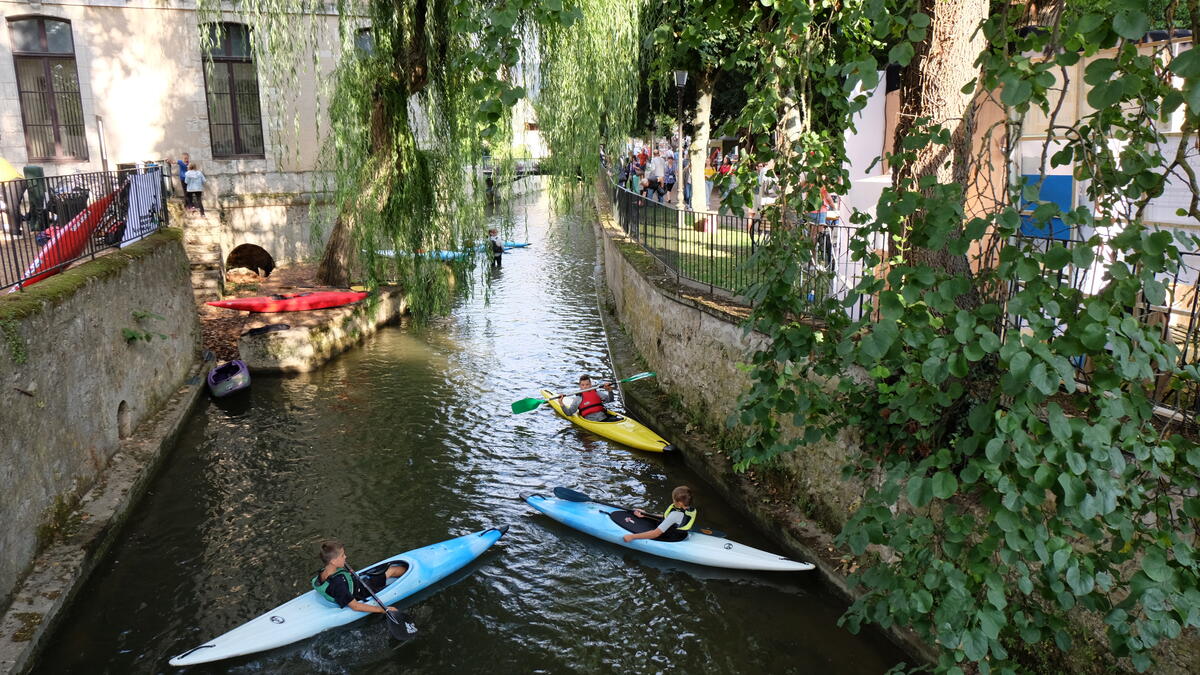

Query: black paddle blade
[384,608,418,640]
[553,487,591,502]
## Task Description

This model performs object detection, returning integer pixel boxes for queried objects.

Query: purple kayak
[208,360,250,397]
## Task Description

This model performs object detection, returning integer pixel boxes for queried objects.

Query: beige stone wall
[0,230,199,610]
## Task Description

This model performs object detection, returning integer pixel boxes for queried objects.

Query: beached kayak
[523,492,813,572]
[207,360,250,397]
[541,389,672,453]
[168,526,507,666]
[206,291,368,313]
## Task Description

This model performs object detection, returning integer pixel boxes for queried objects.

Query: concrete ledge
[238,287,408,373]
[0,362,208,674]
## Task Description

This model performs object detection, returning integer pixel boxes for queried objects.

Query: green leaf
[1066,451,1087,475]
[1088,80,1124,109]
[1001,76,1033,107]
[1009,351,1032,378]
[908,475,934,508]
[1048,404,1072,441]
[889,42,915,67]
[1113,10,1149,40]
[932,471,958,499]
[913,589,934,613]
[1044,245,1072,270]
[1143,547,1173,583]
[1058,473,1085,506]
[1031,362,1056,395]
[1171,48,1200,78]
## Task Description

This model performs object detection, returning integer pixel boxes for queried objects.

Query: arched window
[202,23,264,158]
[8,17,87,160]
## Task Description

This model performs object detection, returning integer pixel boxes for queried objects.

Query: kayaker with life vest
[622,486,697,543]
[558,374,617,421]
[312,540,408,614]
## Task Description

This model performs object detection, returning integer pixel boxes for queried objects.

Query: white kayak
[524,491,813,572]
[169,526,506,666]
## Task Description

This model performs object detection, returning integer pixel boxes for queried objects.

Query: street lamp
[674,70,688,222]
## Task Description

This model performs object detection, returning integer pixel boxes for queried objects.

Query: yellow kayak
[540,389,674,453]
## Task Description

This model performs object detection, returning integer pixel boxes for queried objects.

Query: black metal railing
[1,166,170,291]
[603,177,873,319]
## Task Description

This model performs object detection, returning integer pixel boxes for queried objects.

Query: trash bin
[23,165,47,231]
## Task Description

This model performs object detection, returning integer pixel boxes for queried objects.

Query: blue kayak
[524,493,813,572]
[169,527,506,666]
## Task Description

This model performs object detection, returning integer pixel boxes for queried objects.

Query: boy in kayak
[559,374,618,421]
[312,540,408,614]
[622,486,697,542]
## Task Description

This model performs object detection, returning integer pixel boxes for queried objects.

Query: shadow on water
[34,190,908,674]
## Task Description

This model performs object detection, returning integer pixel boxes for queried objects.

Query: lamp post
[674,69,688,226]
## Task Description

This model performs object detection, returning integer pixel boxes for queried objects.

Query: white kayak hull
[524,493,813,572]
[169,526,506,666]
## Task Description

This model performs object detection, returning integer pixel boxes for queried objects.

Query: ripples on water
[35,191,904,674]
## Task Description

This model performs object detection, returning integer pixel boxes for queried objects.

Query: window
[202,23,264,158]
[354,27,374,55]
[8,17,87,161]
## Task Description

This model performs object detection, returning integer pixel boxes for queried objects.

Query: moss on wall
[0,229,185,323]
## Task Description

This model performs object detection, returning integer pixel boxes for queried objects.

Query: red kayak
[9,189,119,292]
[206,291,368,312]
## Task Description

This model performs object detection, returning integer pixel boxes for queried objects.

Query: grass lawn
[623,199,763,293]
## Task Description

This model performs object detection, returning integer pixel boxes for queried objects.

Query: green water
[35,191,905,673]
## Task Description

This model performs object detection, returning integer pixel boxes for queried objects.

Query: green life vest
[312,568,356,605]
[662,504,697,533]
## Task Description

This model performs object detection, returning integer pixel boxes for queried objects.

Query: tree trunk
[689,69,717,212]
[317,95,392,287]
[317,0,431,287]
[891,0,989,279]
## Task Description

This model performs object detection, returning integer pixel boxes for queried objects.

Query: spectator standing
[185,163,207,216]
[664,158,677,204]
[649,151,666,203]
[176,153,190,205]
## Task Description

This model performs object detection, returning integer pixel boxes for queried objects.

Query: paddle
[551,487,727,538]
[344,562,418,641]
[510,372,656,414]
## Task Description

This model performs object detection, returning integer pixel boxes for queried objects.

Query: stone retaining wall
[593,196,868,533]
[0,230,200,611]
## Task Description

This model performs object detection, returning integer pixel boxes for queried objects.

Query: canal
[35,188,905,673]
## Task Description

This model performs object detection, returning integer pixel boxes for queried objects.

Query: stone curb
[0,362,209,675]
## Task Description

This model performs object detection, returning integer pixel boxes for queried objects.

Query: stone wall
[594,198,868,533]
[0,230,199,610]
[217,193,332,265]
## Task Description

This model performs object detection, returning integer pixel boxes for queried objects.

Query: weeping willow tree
[195,0,640,316]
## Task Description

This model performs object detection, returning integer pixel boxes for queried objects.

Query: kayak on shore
[207,360,250,397]
[540,388,672,453]
[168,526,507,666]
[206,291,368,313]
[524,491,813,572]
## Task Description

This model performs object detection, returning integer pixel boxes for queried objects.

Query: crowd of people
[613,140,842,229]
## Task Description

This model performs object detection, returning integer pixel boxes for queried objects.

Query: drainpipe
[95,114,109,173]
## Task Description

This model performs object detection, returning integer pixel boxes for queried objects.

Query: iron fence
[604,177,874,319]
[1,166,170,291]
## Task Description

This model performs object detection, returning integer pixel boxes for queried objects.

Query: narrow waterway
[36,188,905,674]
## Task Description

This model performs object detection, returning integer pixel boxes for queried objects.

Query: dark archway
[226,243,275,277]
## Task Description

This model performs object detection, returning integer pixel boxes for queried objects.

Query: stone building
[0,0,360,268]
